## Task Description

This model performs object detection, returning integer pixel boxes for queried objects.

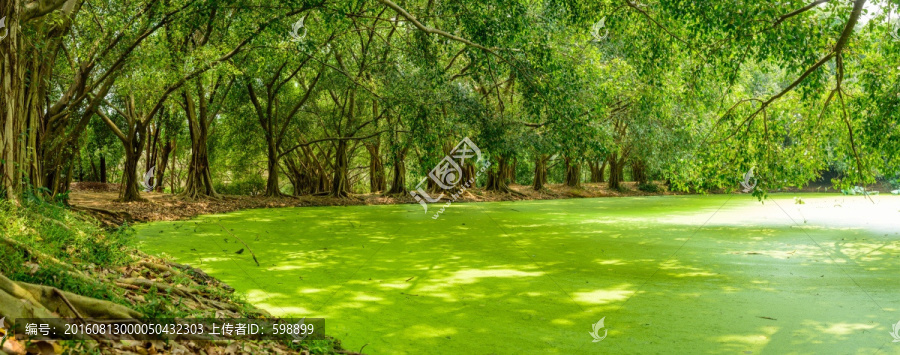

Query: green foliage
[13,0,898,199]
[0,200,136,268]
[638,182,661,193]
[215,175,267,196]
[0,200,134,305]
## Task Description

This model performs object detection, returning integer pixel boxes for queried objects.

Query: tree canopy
[2,0,898,202]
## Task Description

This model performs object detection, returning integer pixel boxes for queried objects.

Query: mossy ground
[135,194,900,354]
[0,200,348,354]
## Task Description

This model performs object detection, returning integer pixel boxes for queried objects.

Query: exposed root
[117,278,202,299]
[69,205,132,227]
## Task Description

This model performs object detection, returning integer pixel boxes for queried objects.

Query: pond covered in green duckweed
[136,194,900,354]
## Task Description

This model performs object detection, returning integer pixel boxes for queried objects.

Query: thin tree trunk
[564,156,581,187]
[599,160,607,183]
[486,156,512,193]
[386,146,408,195]
[607,155,621,190]
[89,157,98,182]
[169,143,178,193]
[180,123,218,199]
[99,155,107,183]
[329,140,350,198]
[631,159,647,184]
[156,139,174,192]
[590,159,607,183]
[264,139,283,197]
[119,139,145,202]
[532,154,548,191]
[617,158,625,183]
[366,143,385,193]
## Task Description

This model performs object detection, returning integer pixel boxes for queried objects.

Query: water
[136,194,900,354]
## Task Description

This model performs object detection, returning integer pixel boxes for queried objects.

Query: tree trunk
[99,155,107,183]
[564,156,581,187]
[366,143,386,193]
[264,140,282,197]
[317,169,331,194]
[607,155,621,190]
[386,146,408,195]
[1,0,88,202]
[119,139,145,202]
[598,160,607,183]
[329,140,350,198]
[180,126,218,199]
[284,150,314,196]
[156,140,174,193]
[145,121,159,188]
[486,156,512,193]
[631,159,647,184]
[169,144,178,193]
[1,4,26,202]
[532,154,548,191]
[312,149,331,194]
[589,160,607,183]
[617,159,625,183]
[89,157,98,182]
[460,162,476,187]
[179,91,219,200]
[508,157,517,185]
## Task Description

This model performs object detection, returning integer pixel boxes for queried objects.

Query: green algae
[135,194,900,354]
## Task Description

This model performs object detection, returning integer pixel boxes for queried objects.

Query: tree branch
[24,0,70,21]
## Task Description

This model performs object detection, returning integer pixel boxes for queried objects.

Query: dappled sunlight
[657,259,717,278]
[816,321,877,336]
[416,268,546,293]
[714,326,777,347]
[726,248,813,260]
[572,288,634,305]
[135,195,900,354]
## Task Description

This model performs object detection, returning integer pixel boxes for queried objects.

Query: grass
[0,200,134,301]
[134,194,900,354]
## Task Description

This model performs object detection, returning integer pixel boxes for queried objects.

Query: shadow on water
[135,194,900,354]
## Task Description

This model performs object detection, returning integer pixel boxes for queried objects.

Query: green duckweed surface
[136,194,900,354]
